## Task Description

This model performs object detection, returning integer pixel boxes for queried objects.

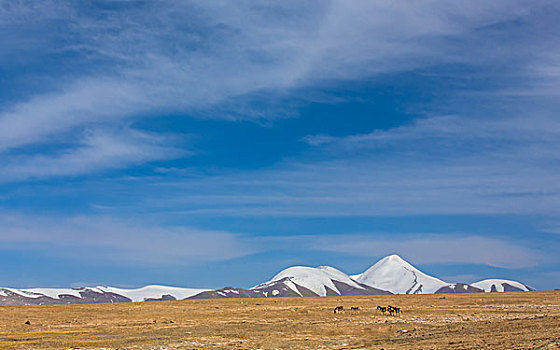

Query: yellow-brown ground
[0,291,559,349]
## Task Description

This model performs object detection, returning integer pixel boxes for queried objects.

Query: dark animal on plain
[350,306,360,311]
[387,305,401,316]
[333,306,344,314]
[377,305,387,314]
[24,321,31,325]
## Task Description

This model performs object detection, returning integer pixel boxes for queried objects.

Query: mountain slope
[95,285,209,302]
[189,280,320,299]
[434,283,484,294]
[354,254,449,294]
[471,279,535,292]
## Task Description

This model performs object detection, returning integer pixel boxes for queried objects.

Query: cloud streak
[0,0,540,152]
[0,214,254,266]
[0,212,550,270]
[0,127,187,181]
[309,234,545,269]
[121,111,560,218]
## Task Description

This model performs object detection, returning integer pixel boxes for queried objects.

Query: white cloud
[304,115,560,147]
[0,214,254,266]
[539,222,560,235]
[136,112,560,217]
[0,1,557,217]
[0,80,148,151]
[267,234,546,269]
[0,212,548,270]
[0,0,538,152]
[0,127,187,181]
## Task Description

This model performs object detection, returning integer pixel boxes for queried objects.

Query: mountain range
[0,254,534,305]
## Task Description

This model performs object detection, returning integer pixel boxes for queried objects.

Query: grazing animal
[350,306,360,311]
[24,320,31,325]
[333,306,344,314]
[377,305,387,314]
[387,305,401,316]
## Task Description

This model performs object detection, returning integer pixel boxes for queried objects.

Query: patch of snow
[317,266,365,290]
[355,254,448,294]
[471,279,532,292]
[2,288,44,298]
[216,291,226,296]
[272,290,280,296]
[282,279,302,296]
[22,288,84,299]
[0,289,7,297]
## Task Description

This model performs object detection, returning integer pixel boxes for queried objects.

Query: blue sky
[1,0,559,290]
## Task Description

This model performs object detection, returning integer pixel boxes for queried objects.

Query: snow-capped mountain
[351,255,534,295]
[353,254,449,294]
[0,285,208,305]
[0,254,537,305]
[471,279,535,292]
[250,265,390,297]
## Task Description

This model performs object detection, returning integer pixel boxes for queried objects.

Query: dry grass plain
[0,291,559,349]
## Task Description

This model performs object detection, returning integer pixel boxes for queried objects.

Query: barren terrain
[0,291,558,349]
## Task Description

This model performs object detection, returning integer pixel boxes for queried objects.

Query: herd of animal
[333,305,401,315]
[377,305,401,316]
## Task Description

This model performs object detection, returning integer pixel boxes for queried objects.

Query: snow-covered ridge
[471,279,534,292]
[2,285,208,302]
[96,285,209,302]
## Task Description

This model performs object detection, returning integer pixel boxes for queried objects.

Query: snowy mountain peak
[384,254,407,262]
[354,255,449,294]
[371,254,414,270]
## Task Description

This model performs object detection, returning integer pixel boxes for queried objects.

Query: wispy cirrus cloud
[250,232,554,270]
[539,222,560,235]
[302,114,560,156]
[309,234,546,269]
[0,213,253,266]
[0,127,187,182]
[0,0,541,153]
[0,212,550,270]
[0,0,556,184]
[132,112,560,218]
